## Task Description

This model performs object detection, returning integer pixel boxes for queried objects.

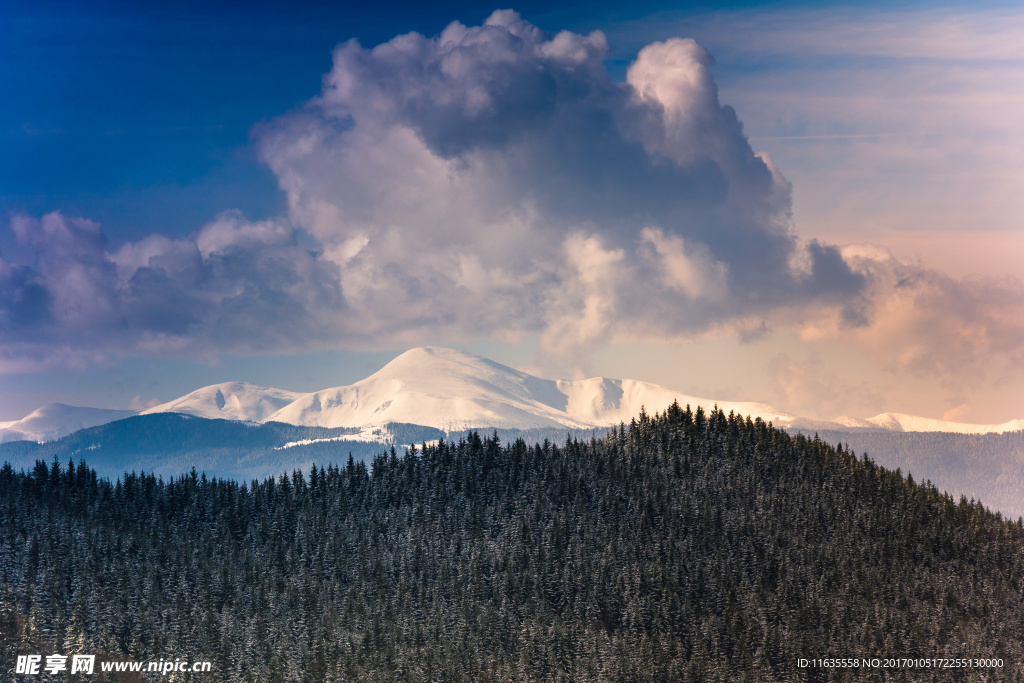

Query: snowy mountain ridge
[141,382,304,423]
[842,412,1024,435]
[1,347,1021,444]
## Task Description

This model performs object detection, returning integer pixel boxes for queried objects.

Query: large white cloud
[253,10,860,352]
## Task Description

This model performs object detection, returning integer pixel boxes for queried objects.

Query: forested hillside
[0,413,606,484]
[2,405,1023,681]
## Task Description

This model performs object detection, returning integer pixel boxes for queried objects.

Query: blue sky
[1,0,929,240]
[2,0,1022,423]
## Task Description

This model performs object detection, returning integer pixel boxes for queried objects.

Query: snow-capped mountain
[141,382,305,423]
[266,347,813,431]
[268,347,588,431]
[264,347,1023,435]
[0,404,139,444]
[2,347,1022,444]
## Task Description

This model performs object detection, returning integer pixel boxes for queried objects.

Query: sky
[1,0,1022,424]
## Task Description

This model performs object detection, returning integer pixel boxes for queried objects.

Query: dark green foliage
[2,405,1023,681]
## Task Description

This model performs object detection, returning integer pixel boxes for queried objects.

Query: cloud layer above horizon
[1,11,1021,417]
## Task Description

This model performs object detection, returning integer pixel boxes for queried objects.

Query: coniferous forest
[2,404,1024,681]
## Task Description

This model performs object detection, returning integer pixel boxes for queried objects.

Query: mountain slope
[0,404,138,443]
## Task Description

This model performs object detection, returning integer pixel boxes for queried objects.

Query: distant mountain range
[3,347,1021,444]
[2,347,1022,518]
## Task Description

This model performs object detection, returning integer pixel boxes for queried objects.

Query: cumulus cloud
[0,210,348,368]
[638,227,726,300]
[1,9,1022,401]
[8,213,118,331]
[253,11,862,350]
[825,248,1024,386]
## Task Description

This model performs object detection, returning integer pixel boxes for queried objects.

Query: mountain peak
[267,346,579,431]
[375,346,507,376]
